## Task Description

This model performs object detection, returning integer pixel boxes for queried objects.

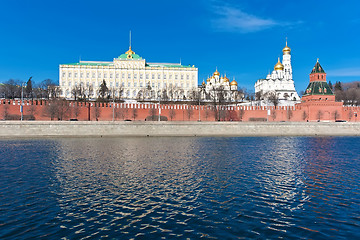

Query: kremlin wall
[1,99,359,122]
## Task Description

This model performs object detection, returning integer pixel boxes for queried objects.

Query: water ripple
[0,137,360,239]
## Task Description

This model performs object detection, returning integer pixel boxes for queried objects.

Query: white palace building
[254,41,300,105]
[59,46,198,100]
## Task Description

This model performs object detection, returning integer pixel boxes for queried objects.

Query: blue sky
[1,0,360,93]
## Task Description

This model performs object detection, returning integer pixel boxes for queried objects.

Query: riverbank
[1,121,360,138]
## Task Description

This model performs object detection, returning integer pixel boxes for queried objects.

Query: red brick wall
[1,99,359,122]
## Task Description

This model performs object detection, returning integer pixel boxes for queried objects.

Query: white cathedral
[254,41,300,105]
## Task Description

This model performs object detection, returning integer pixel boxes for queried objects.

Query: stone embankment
[0,121,360,138]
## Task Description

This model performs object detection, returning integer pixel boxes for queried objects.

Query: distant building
[254,41,300,105]
[59,46,198,100]
[300,59,343,121]
[201,69,240,101]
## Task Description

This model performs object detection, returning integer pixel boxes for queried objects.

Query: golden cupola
[282,41,291,55]
[230,79,238,86]
[213,68,220,76]
[274,57,284,71]
[223,74,230,82]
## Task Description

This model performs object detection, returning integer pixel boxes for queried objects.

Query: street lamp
[158,96,161,122]
[20,82,25,121]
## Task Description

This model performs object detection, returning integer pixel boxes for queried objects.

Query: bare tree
[169,106,176,121]
[302,111,308,121]
[2,104,9,120]
[26,104,37,120]
[286,108,293,121]
[93,103,102,121]
[317,110,323,121]
[186,105,194,120]
[332,110,340,121]
[267,92,279,108]
[98,80,109,101]
[271,110,277,121]
[131,108,138,120]
[238,108,245,121]
[148,106,157,121]
[73,103,80,119]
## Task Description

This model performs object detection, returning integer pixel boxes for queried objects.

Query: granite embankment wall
[1,99,360,122]
[1,121,360,138]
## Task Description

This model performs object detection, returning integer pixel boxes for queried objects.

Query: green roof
[117,53,142,60]
[63,62,112,66]
[146,63,193,68]
[311,61,325,74]
[303,81,334,96]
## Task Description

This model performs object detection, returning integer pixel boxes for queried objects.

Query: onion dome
[230,79,238,86]
[206,77,210,82]
[274,57,284,71]
[202,80,206,86]
[213,68,220,76]
[223,74,230,82]
[282,40,291,55]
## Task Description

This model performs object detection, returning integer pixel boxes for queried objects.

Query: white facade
[59,47,198,100]
[201,69,239,101]
[254,42,300,103]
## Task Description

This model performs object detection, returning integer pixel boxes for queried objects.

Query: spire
[129,30,131,48]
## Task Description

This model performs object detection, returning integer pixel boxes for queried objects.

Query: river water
[0,137,359,239]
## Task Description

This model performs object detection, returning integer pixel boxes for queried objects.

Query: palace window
[152,74,155,79]
[186,75,189,80]
[175,75,178,80]
[140,73,143,79]
[121,82,125,87]
[74,73,78,78]
[164,83,167,88]
[62,72,66,78]
[181,83,184,88]
[128,73,131,79]
[164,74,166,79]
[98,73,101,78]
[158,74,161,79]
[116,73,119,78]
[116,82,119,87]
[68,72,72,78]
[134,74,137,79]
[169,74,172,79]
[110,73,113,79]
[104,73,107,78]
[92,72,95,78]
[181,75,183,80]
[158,83,160,88]
[81,73,84,78]
[86,72,90,78]
[128,82,131,87]
[146,74,149,79]
[152,83,155,88]
[122,73,125,79]
[68,82,71,87]
[134,82,137,87]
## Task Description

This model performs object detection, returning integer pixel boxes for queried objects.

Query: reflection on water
[0,137,360,239]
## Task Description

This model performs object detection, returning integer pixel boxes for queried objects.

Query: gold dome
[213,68,220,76]
[282,40,291,55]
[206,77,210,82]
[223,74,230,82]
[125,46,135,55]
[202,80,206,85]
[230,79,238,86]
[274,57,284,71]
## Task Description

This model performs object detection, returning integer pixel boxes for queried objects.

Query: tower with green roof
[300,59,343,121]
[303,59,334,98]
